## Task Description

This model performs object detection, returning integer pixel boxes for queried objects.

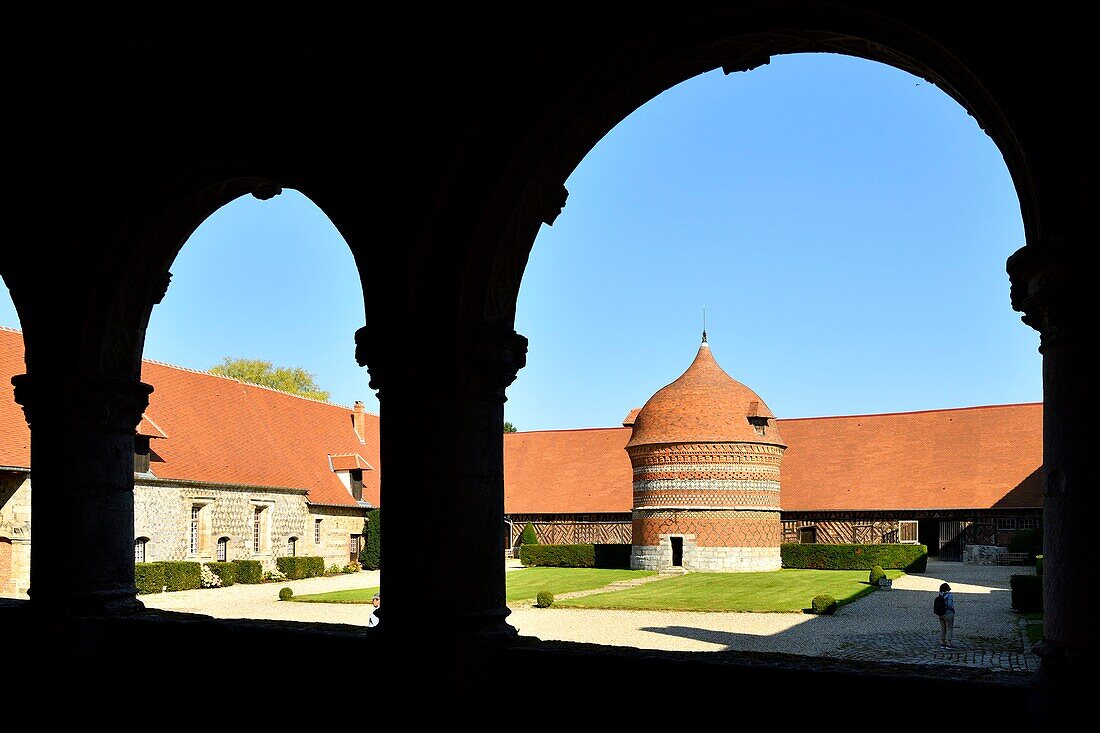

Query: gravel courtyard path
[139,559,1037,674]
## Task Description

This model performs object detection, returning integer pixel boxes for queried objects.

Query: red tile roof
[504,427,633,513]
[0,327,378,507]
[627,342,784,449]
[777,404,1043,511]
[137,415,168,439]
[503,403,1043,514]
[2,326,1042,515]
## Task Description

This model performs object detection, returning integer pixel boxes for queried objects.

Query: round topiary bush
[535,590,554,608]
[811,594,837,615]
[279,587,294,601]
[869,565,886,584]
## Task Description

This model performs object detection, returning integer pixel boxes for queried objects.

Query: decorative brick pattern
[633,509,781,547]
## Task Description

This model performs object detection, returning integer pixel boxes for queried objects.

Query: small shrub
[519,522,538,546]
[327,564,343,576]
[1011,574,1043,612]
[232,559,263,584]
[1035,554,1044,577]
[279,587,294,601]
[134,562,166,594]
[346,560,361,572]
[159,561,202,592]
[535,591,554,608]
[811,594,837,615]
[205,561,236,587]
[869,565,886,584]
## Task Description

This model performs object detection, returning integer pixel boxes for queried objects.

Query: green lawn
[557,569,904,612]
[289,568,654,604]
[291,586,380,603]
[504,568,653,603]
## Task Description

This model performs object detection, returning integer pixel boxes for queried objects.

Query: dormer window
[350,469,364,502]
[134,435,151,473]
[748,416,769,436]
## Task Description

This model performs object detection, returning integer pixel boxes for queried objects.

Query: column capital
[11,373,153,434]
[1007,240,1082,352]
[357,322,527,400]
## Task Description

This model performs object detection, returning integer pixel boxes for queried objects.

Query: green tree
[503,421,517,433]
[519,521,538,546]
[210,358,330,401]
[360,509,381,570]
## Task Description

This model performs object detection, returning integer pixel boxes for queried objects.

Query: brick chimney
[352,401,367,443]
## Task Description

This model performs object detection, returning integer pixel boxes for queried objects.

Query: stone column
[1007,242,1093,722]
[12,373,152,616]
[357,323,527,648]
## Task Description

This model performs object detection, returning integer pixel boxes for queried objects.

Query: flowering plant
[201,564,223,588]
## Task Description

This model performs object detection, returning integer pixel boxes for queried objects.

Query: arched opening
[128,188,381,613]
[502,53,1037,664]
[0,279,30,598]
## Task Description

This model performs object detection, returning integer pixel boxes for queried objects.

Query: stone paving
[134,558,1037,675]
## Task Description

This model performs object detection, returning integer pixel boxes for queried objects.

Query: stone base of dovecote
[632,539,780,572]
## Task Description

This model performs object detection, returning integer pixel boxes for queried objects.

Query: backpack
[933,593,947,616]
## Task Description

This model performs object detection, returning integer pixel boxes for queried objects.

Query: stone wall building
[1,327,378,595]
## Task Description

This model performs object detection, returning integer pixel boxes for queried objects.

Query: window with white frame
[253,506,263,553]
[134,537,148,564]
[996,517,1017,530]
[1019,517,1039,530]
[288,537,297,556]
[315,518,322,544]
[190,505,201,555]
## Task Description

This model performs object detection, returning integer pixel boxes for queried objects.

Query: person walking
[934,582,956,648]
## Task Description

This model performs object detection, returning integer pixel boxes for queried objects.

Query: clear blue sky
[1,54,1039,430]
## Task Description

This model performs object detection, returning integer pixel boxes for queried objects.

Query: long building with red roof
[2,326,1043,594]
[1,327,379,594]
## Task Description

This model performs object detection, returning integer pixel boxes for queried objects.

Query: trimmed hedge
[869,565,887,584]
[160,561,202,592]
[135,562,166,594]
[519,522,538,546]
[277,556,325,580]
[205,562,236,587]
[535,591,554,608]
[521,544,593,567]
[519,543,632,568]
[1011,574,1043,612]
[593,544,632,569]
[782,543,927,572]
[1008,528,1043,561]
[279,587,294,601]
[232,559,263,584]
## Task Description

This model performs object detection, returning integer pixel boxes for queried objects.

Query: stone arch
[453,11,1041,327]
[55,172,371,384]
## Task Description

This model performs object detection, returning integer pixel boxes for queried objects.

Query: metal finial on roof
[702,305,707,343]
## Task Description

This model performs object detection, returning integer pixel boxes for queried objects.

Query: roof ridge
[0,325,23,334]
[141,357,378,414]
[778,402,1043,422]
[508,426,631,435]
